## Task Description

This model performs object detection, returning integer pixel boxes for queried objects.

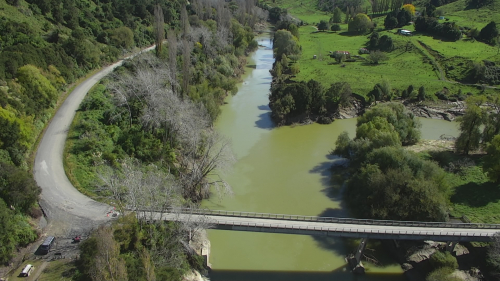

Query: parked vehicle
[19,264,34,277]
[40,236,55,254]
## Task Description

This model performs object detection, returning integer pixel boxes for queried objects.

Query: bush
[331,24,341,31]
[427,267,461,281]
[317,20,329,31]
[429,251,459,270]
[367,51,388,64]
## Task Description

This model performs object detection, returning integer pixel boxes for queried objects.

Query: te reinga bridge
[141,208,500,243]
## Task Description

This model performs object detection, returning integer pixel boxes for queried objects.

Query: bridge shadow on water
[209,267,404,281]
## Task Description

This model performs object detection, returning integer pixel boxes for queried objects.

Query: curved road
[34,46,156,235]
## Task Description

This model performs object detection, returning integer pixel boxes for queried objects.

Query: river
[202,31,460,281]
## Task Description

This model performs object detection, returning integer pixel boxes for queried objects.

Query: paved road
[33,46,156,235]
[151,212,499,242]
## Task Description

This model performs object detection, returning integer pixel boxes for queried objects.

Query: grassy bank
[411,143,500,224]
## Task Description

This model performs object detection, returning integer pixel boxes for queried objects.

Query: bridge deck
[142,210,500,242]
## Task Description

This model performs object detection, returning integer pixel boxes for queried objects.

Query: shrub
[331,24,341,31]
[367,51,388,64]
[429,251,459,270]
[427,267,461,281]
[318,20,329,31]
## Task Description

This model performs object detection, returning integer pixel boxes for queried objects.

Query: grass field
[8,260,77,281]
[292,25,499,95]
[264,0,500,96]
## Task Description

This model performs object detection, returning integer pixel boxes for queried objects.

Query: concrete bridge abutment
[346,238,368,274]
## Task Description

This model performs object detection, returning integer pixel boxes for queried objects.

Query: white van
[20,264,34,277]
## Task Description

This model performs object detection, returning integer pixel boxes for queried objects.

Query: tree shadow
[338,31,365,37]
[309,155,349,197]
[258,105,270,110]
[451,181,500,207]
[255,112,274,130]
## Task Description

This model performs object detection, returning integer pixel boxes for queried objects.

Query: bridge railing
[132,207,500,230]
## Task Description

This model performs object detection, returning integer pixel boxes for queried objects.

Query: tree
[317,20,330,31]
[402,4,416,16]
[332,7,342,23]
[357,102,421,145]
[488,233,500,277]
[345,147,449,221]
[0,162,41,213]
[418,85,426,101]
[348,13,373,34]
[384,16,398,29]
[88,226,128,281]
[367,50,388,64]
[483,135,500,183]
[16,64,57,112]
[167,29,177,85]
[479,21,499,45]
[273,29,301,60]
[378,35,394,51]
[181,39,191,96]
[331,24,341,31]
[325,82,352,109]
[154,4,164,57]
[455,96,486,155]
[109,26,134,49]
[0,199,16,263]
[288,23,300,39]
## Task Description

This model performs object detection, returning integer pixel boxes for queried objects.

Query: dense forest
[0,0,268,278]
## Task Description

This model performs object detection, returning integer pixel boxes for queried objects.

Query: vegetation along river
[202,32,460,281]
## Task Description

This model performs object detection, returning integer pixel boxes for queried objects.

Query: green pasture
[435,0,500,27]
[292,25,486,96]
[448,164,500,224]
[261,0,331,24]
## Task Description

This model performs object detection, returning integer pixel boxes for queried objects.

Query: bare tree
[106,56,235,201]
[154,4,164,57]
[181,39,192,96]
[89,226,128,281]
[179,130,235,201]
[96,158,182,221]
[181,4,190,37]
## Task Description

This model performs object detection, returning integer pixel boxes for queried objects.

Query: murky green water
[203,32,459,281]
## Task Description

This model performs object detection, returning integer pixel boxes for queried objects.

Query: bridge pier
[346,238,367,274]
[445,241,458,253]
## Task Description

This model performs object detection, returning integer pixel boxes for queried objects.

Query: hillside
[263,0,500,126]
[1,1,267,279]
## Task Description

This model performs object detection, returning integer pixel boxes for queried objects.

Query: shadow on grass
[451,181,500,207]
